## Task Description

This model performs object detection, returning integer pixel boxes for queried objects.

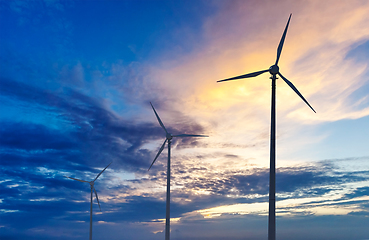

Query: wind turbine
[217,14,315,240]
[65,162,112,240]
[148,102,208,240]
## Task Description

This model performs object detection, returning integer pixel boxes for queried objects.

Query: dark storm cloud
[151,159,369,214]
[275,164,357,194]
[0,198,91,230]
[0,75,209,234]
[344,186,369,198]
[0,165,114,232]
[101,196,168,222]
[0,121,77,151]
[87,157,368,229]
[1,61,368,240]
[1,181,85,232]
[0,77,206,172]
[100,194,256,224]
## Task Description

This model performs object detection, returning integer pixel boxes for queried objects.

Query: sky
[1,0,369,239]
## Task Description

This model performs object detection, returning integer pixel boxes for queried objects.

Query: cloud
[0,75,212,234]
[103,157,369,224]
[0,121,77,151]
[0,76,209,173]
[119,0,369,167]
[5,155,366,237]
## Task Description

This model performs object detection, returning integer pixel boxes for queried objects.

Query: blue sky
[1,0,369,239]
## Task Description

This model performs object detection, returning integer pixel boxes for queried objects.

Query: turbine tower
[148,102,208,240]
[217,14,315,240]
[65,162,112,240]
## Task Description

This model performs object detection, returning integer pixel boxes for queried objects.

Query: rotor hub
[269,65,279,75]
[166,133,172,140]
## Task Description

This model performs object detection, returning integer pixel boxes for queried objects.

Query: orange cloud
[136,1,369,167]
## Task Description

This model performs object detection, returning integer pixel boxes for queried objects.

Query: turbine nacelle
[166,133,173,140]
[148,102,208,172]
[217,14,316,113]
[269,65,279,75]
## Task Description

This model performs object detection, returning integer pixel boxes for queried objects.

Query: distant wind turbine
[148,102,208,240]
[217,14,315,240]
[65,162,112,240]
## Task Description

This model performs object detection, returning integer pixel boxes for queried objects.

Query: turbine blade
[64,176,89,183]
[93,162,112,182]
[150,102,168,134]
[148,138,167,171]
[93,187,101,212]
[217,69,269,82]
[278,73,316,113]
[172,134,208,137]
[275,14,292,65]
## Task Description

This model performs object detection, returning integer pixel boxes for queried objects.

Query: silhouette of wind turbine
[148,102,208,240]
[217,14,315,240]
[65,162,112,240]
